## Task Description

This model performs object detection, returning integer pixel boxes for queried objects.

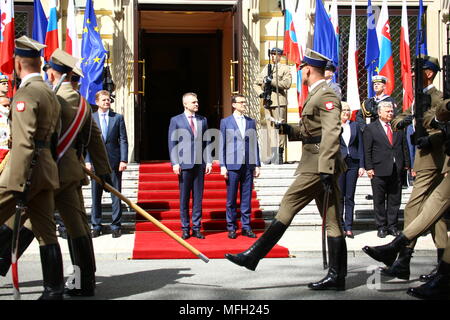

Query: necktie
[101,113,108,141]
[189,116,196,137]
[385,123,393,145]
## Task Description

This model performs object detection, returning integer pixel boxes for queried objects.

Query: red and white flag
[347,0,360,115]
[0,0,15,76]
[66,0,80,58]
[400,0,414,111]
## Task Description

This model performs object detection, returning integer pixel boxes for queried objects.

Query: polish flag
[347,0,360,116]
[376,0,395,95]
[0,0,15,76]
[400,0,414,111]
[66,0,80,58]
[44,0,59,62]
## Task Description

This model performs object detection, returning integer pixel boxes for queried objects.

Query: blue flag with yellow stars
[80,0,106,105]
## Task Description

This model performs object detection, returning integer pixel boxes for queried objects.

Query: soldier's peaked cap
[372,75,387,83]
[14,36,46,58]
[300,49,330,69]
[50,49,80,75]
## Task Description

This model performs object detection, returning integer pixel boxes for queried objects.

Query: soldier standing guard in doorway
[255,47,292,164]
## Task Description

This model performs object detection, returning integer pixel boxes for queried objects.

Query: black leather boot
[0,226,35,277]
[419,248,445,282]
[407,260,450,300]
[277,147,284,164]
[362,233,410,267]
[225,219,288,271]
[263,147,279,165]
[64,236,96,297]
[308,236,347,291]
[380,247,414,280]
[38,243,64,300]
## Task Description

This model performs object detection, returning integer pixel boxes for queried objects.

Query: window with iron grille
[14,5,33,38]
[337,6,419,110]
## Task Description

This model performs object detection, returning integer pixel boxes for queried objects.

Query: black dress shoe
[192,230,205,239]
[111,229,122,238]
[92,229,101,238]
[228,231,237,239]
[388,228,400,237]
[377,229,387,238]
[242,229,257,238]
[181,231,190,240]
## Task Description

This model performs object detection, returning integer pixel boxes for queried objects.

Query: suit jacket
[340,120,364,168]
[219,114,261,170]
[86,109,128,170]
[0,75,60,193]
[168,113,210,169]
[287,80,344,175]
[56,83,111,185]
[363,120,410,176]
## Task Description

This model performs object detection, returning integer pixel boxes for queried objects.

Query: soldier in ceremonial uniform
[0,73,9,98]
[255,47,292,164]
[356,75,397,131]
[384,55,448,282]
[226,49,347,291]
[325,61,342,99]
[0,49,112,297]
[362,98,450,299]
[0,36,63,300]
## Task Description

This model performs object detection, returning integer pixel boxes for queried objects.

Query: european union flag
[80,0,106,105]
[416,0,428,56]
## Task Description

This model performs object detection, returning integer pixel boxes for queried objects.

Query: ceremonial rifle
[262,52,273,109]
[82,166,210,263]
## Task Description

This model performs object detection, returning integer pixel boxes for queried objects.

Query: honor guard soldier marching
[386,55,448,282]
[226,49,348,291]
[356,75,397,131]
[0,36,63,300]
[363,98,450,299]
[255,47,292,164]
[0,49,112,298]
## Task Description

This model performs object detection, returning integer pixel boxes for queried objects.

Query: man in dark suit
[219,94,261,239]
[86,90,128,238]
[168,92,212,240]
[363,101,410,238]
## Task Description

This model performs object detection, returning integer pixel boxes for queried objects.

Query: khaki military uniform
[275,80,344,237]
[6,83,112,239]
[402,99,450,264]
[392,86,447,249]
[255,63,292,154]
[0,75,61,245]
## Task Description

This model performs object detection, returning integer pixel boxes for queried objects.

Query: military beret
[300,48,330,69]
[420,55,441,72]
[325,61,336,71]
[270,47,283,55]
[0,73,8,83]
[49,48,79,74]
[14,35,46,58]
[372,75,387,84]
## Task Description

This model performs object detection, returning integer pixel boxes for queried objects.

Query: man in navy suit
[86,90,128,238]
[220,94,261,239]
[168,92,212,240]
[363,101,410,238]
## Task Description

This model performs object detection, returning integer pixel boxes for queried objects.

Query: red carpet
[132,161,289,259]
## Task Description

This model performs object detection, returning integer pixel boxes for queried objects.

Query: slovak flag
[376,0,395,95]
[283,0,307,116]
[66,0,80,58]
[329,0,339,82]
[44,0,59,62]
[0,0,15,76]
[283,1,300,66]
[400,0,414,111]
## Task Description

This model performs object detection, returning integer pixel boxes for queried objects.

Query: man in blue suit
[86,90,128,238]
[168,92,212,240]
[220,94,261,239]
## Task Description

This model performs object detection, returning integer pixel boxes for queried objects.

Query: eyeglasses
[235,101,247,105]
